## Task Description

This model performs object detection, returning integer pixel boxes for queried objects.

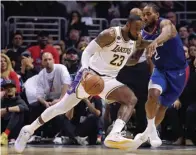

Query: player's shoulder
[96,27,117,47]
[99,27,116,39]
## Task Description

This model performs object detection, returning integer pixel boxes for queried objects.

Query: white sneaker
[27,135,42,143]
[75,136,88,146]
[14,126,33,153]
[104,132,136,150]
[53,136,70,145]
[149,129,162,148]
[133,133,148,149]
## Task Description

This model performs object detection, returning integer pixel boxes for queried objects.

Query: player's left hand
[146,41,158,58]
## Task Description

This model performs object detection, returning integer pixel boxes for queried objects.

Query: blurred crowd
[1,1,196,146]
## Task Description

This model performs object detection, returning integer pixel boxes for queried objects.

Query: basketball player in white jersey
[15,14,153,152]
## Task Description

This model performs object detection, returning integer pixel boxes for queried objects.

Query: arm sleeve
[81,40,102,69]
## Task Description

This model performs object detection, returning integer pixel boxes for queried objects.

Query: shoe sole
[104,139,136,150]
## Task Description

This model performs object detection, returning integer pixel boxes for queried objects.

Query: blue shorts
[149,66,190,107]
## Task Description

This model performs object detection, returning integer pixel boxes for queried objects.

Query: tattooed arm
[126,35,153,66]
[81,28,116,69]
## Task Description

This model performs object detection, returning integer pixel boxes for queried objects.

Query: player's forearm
[126,49,144,66]
[81,40,100,69]
[138,40,153,50]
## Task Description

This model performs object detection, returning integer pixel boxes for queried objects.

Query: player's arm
[126,35,153,66]
[154,19,177,46]
[81,28,116,69]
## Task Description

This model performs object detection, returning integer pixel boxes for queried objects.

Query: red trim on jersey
[184,66,190,86]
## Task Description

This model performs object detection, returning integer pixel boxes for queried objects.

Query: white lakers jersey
[89,26,136,77]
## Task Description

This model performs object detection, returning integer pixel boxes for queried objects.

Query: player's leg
[155,104,167,126]
[102,79,138,150]
[155,66,190,129]
[14,71,86,153]
[134,68,167,148]
[14,93,81,153]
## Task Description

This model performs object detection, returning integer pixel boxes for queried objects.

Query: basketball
[81,73,104,96]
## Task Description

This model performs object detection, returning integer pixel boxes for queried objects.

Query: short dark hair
[13,31,23,39]
[146,3,160,13]
[38,31,49,37]
[127,13,142,23]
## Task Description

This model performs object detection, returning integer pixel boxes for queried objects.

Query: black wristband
[6,107,9,112]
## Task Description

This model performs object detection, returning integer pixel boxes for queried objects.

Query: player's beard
[128,31,138,41]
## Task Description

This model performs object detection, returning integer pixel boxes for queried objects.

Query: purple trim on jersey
[67,70,83,95]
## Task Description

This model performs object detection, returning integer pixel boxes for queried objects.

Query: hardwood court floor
[1,145,196,155]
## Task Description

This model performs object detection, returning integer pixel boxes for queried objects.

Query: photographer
[0,80,28,145]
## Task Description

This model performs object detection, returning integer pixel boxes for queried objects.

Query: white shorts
[76,76,124,100]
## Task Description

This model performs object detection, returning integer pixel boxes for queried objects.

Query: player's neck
[121,26,130,41]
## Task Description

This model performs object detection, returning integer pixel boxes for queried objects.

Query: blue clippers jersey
[141,18,187,70]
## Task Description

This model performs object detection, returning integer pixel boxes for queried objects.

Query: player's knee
[148,88,160,102]
[126,95,138,107]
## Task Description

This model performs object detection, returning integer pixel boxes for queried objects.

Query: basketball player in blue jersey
[133,3,190,148]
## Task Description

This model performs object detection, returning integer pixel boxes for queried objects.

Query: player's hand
[82,68,91,82]
[173,100,181,110]
[146,41,158,58]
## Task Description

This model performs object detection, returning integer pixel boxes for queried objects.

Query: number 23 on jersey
[110,54,125,66]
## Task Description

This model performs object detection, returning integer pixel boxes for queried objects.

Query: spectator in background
[27,53,71,142]
[53,43,63,57]
[189,45,196,58]
[71,96,103,145]
[29,52,71,124]
[165,11,180,30]
[48,36,54,45]
[68,11,89,37]
[66,28,81,48]
[188,33,196,46]
[76,36,90,53]
[188,22,196,34]
[62,47,80,80]
[20,51,38,83]
[59,40,66,53]
[184,46,190,60]
[6,32,25,73]
[1,54,20,93]
[0,80,28,145]
[27,31,59,72]
[107,2,121,22]
[179,26,189,46]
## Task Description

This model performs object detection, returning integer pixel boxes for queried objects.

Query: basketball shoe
[104,132,137,150]
[14,125,33,153]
